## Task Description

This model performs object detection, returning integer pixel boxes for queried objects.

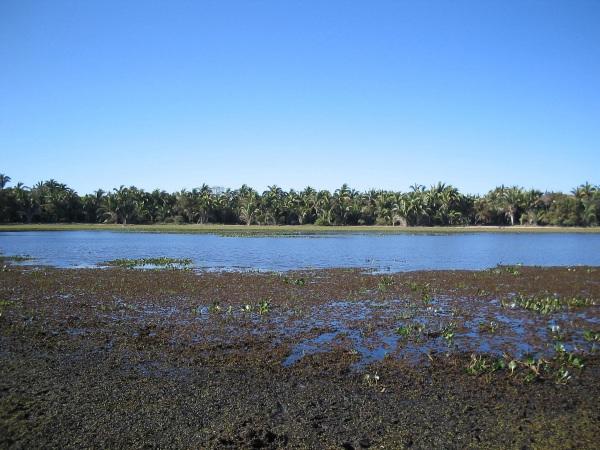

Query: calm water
[1,231,599,272]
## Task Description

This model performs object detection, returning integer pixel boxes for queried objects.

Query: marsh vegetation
[1,262,599,448]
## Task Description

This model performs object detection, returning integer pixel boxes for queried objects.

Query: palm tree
[572,182,596,200]
[110,186,140,225]
[175,189,196,223]
[332,184,359,225]
[261,185,285,225]
[405,184,428,226]
[313,190,332,225]
[13,183,41,223]
[0,174,11,189]
[195,184,214,224]
[519,189,543,225]
[236,185,260,226]
[501,186,524,226]
[294,187,315,224]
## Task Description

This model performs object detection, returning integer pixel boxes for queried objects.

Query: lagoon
[1,230,600,271]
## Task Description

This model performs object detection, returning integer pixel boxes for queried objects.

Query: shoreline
[2,223,600,235]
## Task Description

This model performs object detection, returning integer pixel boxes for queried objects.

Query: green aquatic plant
[554,343,584,369]
[283,276,305,286]
[505,293,597,314]
[102,257,193,269]
[465,353,509,377]
[466,354,505,376]
[419,283,432,304]
[209,301,222,313]
[521,356,547,383]
[441,323,456,343]
[257,299,271,315]
[377,276,394,292]
[555,366,572,385]
[396,325,412,337]
[583,329,600,342]
[395,323,424,337]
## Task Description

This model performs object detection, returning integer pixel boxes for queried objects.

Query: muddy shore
[1,264,599,449]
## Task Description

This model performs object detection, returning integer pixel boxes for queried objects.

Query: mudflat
[1,264,599,449]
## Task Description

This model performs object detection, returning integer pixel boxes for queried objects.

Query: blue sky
[1,0,599,195]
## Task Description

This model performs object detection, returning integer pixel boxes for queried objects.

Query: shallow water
[279,297,600,367]
[1,230,599,271]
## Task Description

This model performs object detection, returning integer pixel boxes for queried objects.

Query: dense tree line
[0,174,598,227]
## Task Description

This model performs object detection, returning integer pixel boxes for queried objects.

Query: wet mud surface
[1,264,600,448]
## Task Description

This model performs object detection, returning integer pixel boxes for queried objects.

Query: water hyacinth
[503,293,597,314]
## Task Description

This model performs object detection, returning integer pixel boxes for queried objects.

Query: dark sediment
[1,265,600,449]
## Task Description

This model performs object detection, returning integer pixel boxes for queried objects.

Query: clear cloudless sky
[1,0,599,195]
